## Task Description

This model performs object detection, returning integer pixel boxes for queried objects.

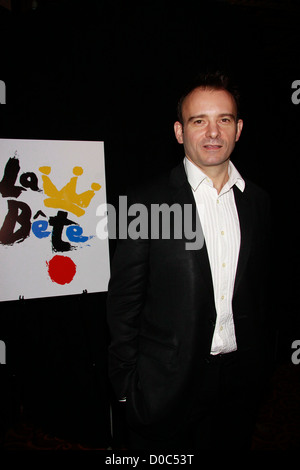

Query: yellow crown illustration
[39,166,101,217]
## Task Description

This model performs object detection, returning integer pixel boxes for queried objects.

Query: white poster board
[0,139,110,302]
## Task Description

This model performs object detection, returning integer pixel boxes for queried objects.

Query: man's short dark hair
[177,71,241,124]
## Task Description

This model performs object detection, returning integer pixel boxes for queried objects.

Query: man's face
[174,87,243,170]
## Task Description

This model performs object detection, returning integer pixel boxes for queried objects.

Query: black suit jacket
[107,161,272,438]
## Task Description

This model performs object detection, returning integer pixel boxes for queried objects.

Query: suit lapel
[169,162,215,301]
[233,184,253,296]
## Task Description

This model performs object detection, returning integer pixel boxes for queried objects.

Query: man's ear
[235,119,243,142]
[174,121,184,144]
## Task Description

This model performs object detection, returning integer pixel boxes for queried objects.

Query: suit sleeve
[106,192,150,400]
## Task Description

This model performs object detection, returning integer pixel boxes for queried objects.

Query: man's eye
[194,119,203,124]
[220,118,231,123]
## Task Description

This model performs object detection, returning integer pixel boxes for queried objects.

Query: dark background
[0,0,299,449]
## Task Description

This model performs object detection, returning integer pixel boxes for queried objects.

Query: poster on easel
[0,139,110,302]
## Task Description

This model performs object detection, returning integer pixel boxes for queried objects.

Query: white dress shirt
[184,157,245,355]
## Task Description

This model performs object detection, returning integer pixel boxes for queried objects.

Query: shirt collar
[226,160,245,193]
[184,157,245,193]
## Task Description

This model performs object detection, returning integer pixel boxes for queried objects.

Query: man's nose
[205,121,220,139]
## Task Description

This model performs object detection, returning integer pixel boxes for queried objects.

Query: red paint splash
[46,255,77,285]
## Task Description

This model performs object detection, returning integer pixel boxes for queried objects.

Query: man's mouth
[203,144,222,150]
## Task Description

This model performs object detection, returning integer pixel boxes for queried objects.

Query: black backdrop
[0,0,299,448]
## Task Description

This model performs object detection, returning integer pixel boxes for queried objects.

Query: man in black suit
[107,72,272,450]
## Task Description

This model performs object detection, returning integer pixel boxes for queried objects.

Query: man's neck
[208,165,229,194]
[189,158,230,194]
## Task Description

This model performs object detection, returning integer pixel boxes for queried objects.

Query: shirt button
[220,326,223,331]
[222,262,226,268]
[221,295,224,300]
[221,230,224,235]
